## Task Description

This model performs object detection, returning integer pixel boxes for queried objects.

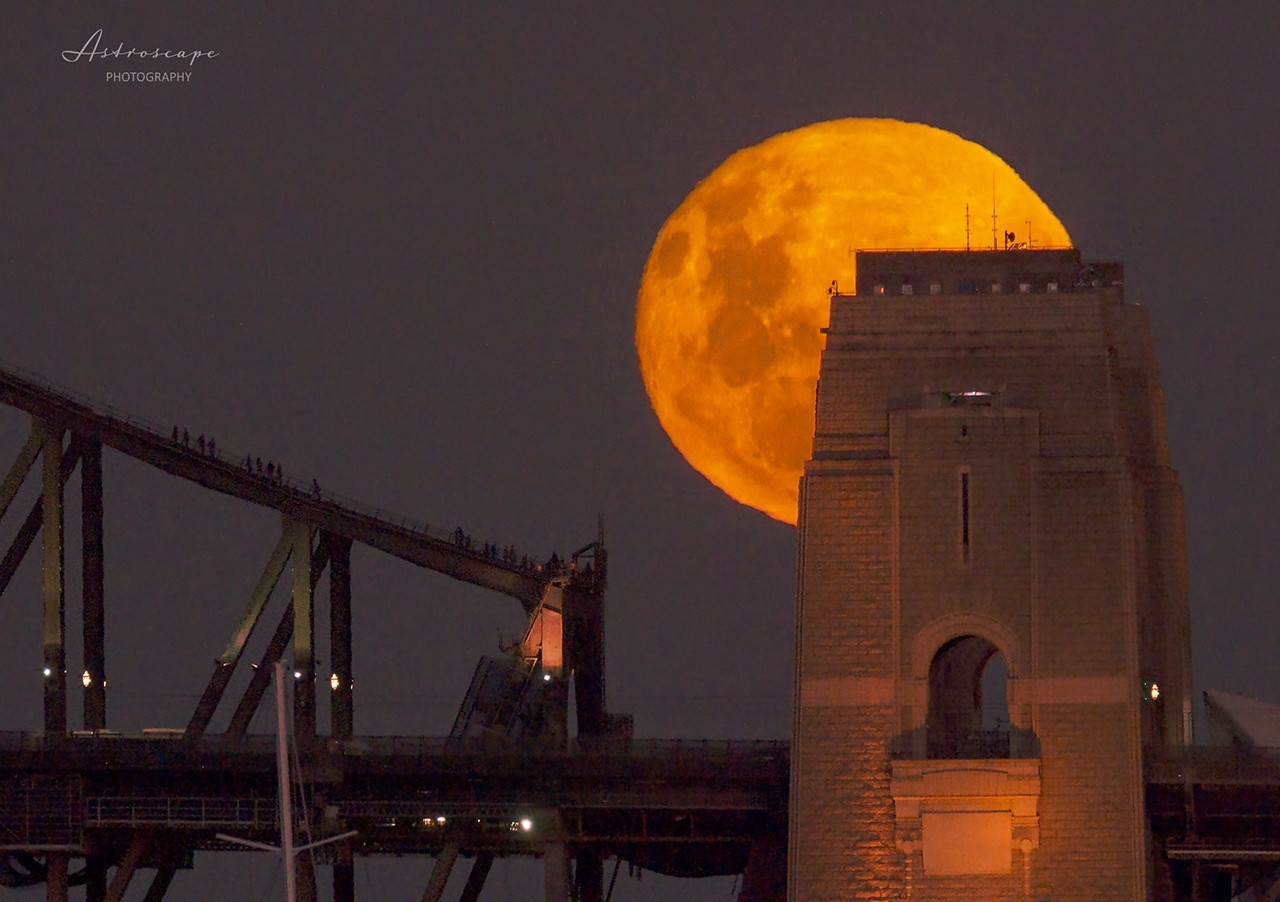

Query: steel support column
[575,850,603,902]
[81,438,106,729]
[84,859,106,902]
[328,534,353,741]
[288,517,316,746]
[565,581,606,737]
[333,838,355,902]
[543,812,570,902]
[39,420,66,736]
[45,852,67,902]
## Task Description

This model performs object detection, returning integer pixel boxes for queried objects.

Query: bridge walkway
[0,361,547,609]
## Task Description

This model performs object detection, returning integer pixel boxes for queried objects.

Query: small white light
[436,816,446,826]
[1150,683,1160,701]
[43,666,52,678]
[520,818,533,832]
[81,670,92,688]
[294,670,302,680]
[543,673,551,682]
[330,673,340,691]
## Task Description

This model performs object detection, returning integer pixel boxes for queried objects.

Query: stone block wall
[790,250,1190,901]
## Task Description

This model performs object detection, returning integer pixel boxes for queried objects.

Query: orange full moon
[635,118,1071,525]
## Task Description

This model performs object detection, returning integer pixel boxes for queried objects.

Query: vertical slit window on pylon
[960,468,972,565]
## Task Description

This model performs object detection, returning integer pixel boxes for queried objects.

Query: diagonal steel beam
[221,541,330,745]
[0,424,41,523]
[219,530,294,666]
[459,854,493,902]
[0,499,41,599]
[420,844,459,902]
[102,831,148,902]
[0,436,82,601]
[221,606,293,743]
[139,859,179,902]
[186,531,292,741]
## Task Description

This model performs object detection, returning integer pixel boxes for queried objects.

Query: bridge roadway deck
[1145,746,1280,868]
[0,732,789,879]
[7,736,1280,897]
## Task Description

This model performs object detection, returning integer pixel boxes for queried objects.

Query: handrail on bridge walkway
[0,358,576,607]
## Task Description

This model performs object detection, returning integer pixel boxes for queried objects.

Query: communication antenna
[965,203,971,251]
[990,174,998,250]
[1026,219,1033,249]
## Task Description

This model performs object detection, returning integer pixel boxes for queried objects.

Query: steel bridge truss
[0,364,773,902]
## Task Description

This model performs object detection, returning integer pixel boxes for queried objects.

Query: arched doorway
[927,635,1010,758]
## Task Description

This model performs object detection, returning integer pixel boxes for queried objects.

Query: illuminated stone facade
[789,249,1192,900]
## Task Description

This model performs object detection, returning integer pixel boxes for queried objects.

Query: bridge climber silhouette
[0,362,788,902]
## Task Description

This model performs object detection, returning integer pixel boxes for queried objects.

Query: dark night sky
[2,5,1279,900]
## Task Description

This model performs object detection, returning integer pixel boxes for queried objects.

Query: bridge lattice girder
[0,364,636,900]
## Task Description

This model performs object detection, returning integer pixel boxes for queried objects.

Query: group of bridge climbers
[171,419,584,576]
[452,526,572,575]
[172,425,228,464]
[454,527,525,564]
[171,423,321,496]
[171,426,219,459]
[240,454,285,484]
